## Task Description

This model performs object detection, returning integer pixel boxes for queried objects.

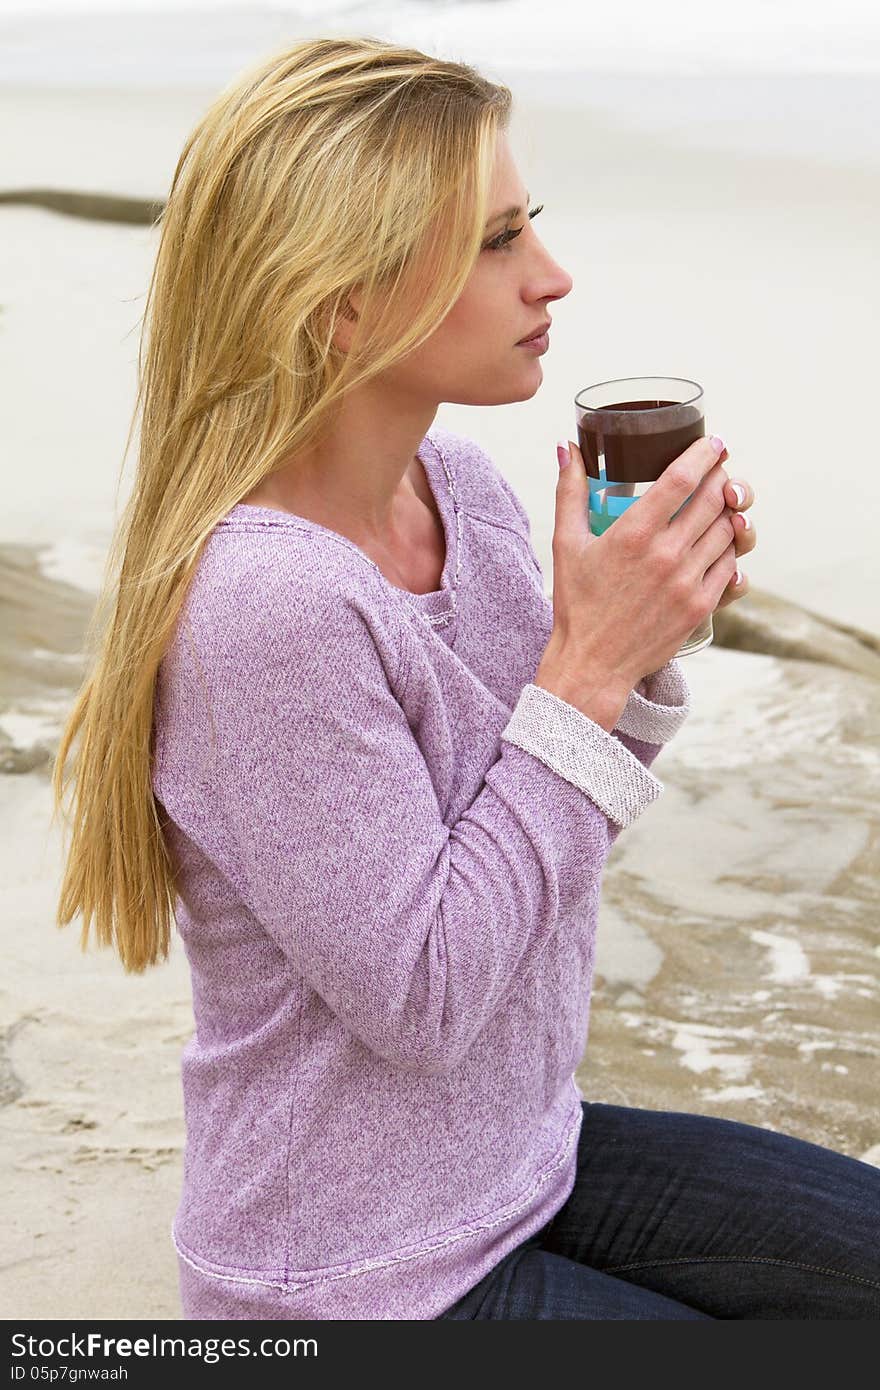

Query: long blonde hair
[50,36,512,973]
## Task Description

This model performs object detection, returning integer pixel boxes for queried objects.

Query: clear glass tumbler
[574,376,713,658]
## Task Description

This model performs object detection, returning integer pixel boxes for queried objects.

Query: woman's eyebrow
[485,192,530,227]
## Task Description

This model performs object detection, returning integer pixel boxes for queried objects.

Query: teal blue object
[588,468,694,530]
[587,469,638,529]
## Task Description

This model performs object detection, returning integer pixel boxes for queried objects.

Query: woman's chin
[518,364,544,399]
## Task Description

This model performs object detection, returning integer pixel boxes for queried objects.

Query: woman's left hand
[716,474,756,608]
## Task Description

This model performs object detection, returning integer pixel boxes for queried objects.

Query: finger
[728,508,756,555]
[724,478,755,511]
[553,438,593,550]
[716,564,750,608]
[635,435,728,535]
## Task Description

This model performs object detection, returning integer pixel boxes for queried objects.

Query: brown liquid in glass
[577,399,705,485]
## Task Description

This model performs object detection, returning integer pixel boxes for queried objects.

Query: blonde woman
[52,37,880,1321]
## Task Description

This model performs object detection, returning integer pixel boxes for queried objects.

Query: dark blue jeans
[439,1102,880,1319]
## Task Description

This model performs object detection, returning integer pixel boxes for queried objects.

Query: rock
[0,188,164,226]
[712,588,880,680]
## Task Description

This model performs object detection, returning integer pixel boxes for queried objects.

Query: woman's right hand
[537,434,738,706]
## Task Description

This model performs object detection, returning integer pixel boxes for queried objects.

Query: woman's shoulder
[163,517,405,695]
[194,507,393,616]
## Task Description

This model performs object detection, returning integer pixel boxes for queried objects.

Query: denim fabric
[438,1102,880,1319]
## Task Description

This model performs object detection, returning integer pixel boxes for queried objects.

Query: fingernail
[710,435,725,455]
[556,440,570,469]
[734,562,743,585]
[740,511,751,530]
[730,483,745,507]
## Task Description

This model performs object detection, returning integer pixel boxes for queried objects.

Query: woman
[51,37,879,1320]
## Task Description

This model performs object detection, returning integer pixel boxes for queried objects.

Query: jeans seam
[602,1254,880,1293]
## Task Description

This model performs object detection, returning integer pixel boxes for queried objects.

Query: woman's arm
[159,568,681,1078]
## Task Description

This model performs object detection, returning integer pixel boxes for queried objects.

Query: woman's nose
[542,257,573,301]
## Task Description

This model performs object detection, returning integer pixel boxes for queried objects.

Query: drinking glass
[575,376,713,658]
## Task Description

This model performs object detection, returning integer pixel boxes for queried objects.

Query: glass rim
[575,376,703,413]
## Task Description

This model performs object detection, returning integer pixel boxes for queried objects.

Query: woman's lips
[516,331,549,353]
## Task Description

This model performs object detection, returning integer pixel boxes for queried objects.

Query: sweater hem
[171,1079,583,1297]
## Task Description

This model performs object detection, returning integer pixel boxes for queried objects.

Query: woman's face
[378,131,574,407]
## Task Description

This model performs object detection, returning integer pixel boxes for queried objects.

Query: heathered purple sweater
[151,424,691,1320]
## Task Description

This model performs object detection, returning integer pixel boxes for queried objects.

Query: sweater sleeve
[616,659,691,746]
[604,658,692,847]
[202,573,671,1079]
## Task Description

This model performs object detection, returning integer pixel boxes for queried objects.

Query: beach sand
[1,71,878,1320]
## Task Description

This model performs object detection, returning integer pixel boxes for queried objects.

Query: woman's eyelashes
[484,204,544,253]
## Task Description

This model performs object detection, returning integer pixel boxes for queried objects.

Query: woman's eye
[486,228,520,252]
[484,203,544,253]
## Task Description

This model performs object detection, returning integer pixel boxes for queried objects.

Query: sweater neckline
[218,429,460,624]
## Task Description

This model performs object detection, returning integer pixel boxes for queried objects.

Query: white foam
[811,976,844,1000]
[0,698,70,749]
[669,1022,756,1081]
[749,929,811,983]
[37,540,105,597]
[701,1084,765,1102]
[31,648,82,663]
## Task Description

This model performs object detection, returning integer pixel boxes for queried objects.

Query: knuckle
[686,592,706,625]
[655,538,680,576]
[618,517,648,557]
[670,567,694,606]
[665,463,691,493]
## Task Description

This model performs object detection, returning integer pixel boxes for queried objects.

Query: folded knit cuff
[614,658,692,745]
[501,683,664,830]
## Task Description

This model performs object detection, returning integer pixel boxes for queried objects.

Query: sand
[1,64,877,1320]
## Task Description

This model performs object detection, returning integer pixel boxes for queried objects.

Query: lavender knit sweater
[151,425,691,1320]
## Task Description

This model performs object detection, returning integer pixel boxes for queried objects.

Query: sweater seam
[172,1086,582,1296]
[283,987,306,1286]
[394,613,416,703]
[466,510,544,577]
[464,509,529,540]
